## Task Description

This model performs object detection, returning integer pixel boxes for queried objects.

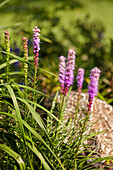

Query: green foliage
[0,30,113,169]
[0,1,113,168]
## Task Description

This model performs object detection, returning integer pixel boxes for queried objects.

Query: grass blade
[22,119,65,170]
[0,111,65,169]
[6,85,25,139]
[0,144,25,170]
[17,97,48,138]
[82,156,113,169]
[0,71,24,77]
[27,143,51,170]
[26,99,64,125]
[0,57,34,70]
[12,83,53,100]
[0,51,57,77]
[0,0,10,8]
[0,51,31,64]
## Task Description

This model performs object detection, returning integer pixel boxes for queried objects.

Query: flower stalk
[33,26,40,109]
[59,49,76,95]
[65,49,76,95]
[5,31,10,83]
[59,56,66,94]
[22,37,28,99]
[87,67,101,114]
[59,49,75,120]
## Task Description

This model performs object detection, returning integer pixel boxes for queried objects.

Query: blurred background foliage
[0,0,113,104]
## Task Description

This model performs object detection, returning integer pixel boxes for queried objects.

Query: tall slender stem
[32,26,40,110]
[33,67,37,110]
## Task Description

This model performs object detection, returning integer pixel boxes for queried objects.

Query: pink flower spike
[33,26,40,68]
[87,67,101,113]
[64,49,76,94]
[59,56,66,94]
[59,49,76,95]
[76,68,84,94]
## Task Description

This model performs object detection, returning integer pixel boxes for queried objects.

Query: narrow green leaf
[26,99,65,126]
[0,0,10,8]
[82,156,113,169]
[98,92,106,101]
[84,131,105,140]
[74,160,77,170]
[6,85,25,139]
[0,111,15,118]
[17,97,48,137]
[22,119,65,170]
[0,144,25,170]
[0,51,31,64]
[0,71,24,77]
[38,67,58,77]
[107,98,113,104]
[0,51,57,77]
[63,86,72,111]
[50,91,59,113]
[0,59,18,70]
[12,83,53,99]
[0,57,34,70]
[78,161,85,169]
[0,111,65,170]
[27,143,51,170]
[40,36,53,43]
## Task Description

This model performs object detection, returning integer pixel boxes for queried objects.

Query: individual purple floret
[87,67,101,113]
[33,26,40,68]
[59,56,66,94]
[76,68,84,94]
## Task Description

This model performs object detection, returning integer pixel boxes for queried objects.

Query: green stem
[33,67,37,110]
[24,64,28,99]
[6,54,10,83]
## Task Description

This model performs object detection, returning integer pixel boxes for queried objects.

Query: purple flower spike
[33,26,40,68]
[59,49,76,95]
[59,56,66,94]
[87,67,101,113]
[76,68,84,94]
[65,49,76,94]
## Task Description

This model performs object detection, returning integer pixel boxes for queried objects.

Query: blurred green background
[0,0,113,104]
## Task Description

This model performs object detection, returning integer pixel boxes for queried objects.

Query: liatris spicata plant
[87,67,101,114]
[22,37,28,99]
[5,31,10,83]
[59,49,76,95]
